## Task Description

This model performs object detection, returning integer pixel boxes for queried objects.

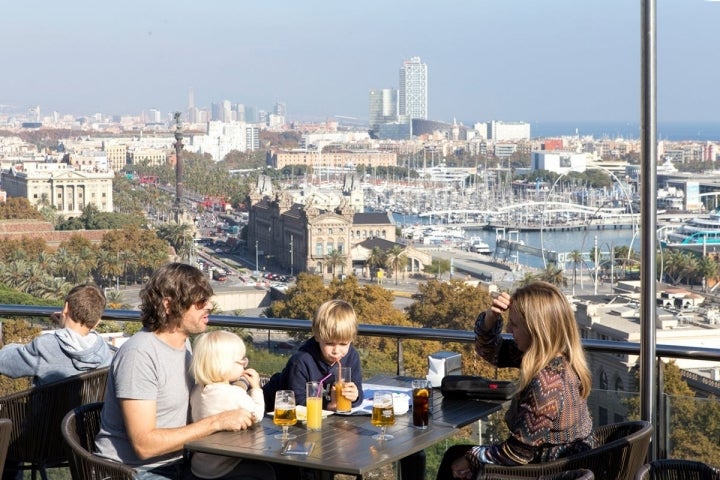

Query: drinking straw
[317,362,337,397]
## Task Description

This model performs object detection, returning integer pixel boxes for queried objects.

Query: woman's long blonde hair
[511,281,591,398]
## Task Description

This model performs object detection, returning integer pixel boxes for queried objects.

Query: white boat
[401,225,466,245]
[469,237,492,255]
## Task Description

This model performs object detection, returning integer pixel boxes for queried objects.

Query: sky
[1,0,718,125]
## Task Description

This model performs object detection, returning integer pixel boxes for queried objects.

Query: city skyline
[1,1,719,125]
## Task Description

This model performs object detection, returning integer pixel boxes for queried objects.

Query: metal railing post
[640,0,658,459]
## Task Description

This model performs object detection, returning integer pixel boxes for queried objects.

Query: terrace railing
[2,304,720,464]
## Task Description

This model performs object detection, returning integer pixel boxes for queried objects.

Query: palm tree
[516,271,539,288]
[665,250,698,285]
[96,249,123,289]
[697,255,720,292]
[366,247,387,280]
[386,245,408,285]
[568,249,584,295]
[538,262,566,287]
[326,249,347,278]
[0,260,29,290]
[157,223,195,261]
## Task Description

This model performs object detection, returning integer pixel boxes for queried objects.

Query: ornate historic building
[248,177,396,278]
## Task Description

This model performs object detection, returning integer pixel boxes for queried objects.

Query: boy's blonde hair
[312,299,357,343]
[191,330,246,386]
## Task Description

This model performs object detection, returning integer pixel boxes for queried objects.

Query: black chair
[0,418,12,473]
[475,421,652,480]
[481,470,595,480]
[61,401,136,480]
[634,459,720,480]
[0,367,109,480]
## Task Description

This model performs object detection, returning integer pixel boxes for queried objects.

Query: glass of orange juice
[335,367,352,413]
[305,381,323,431]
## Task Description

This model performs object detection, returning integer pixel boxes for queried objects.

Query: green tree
[664,250,699,285]
[695,255,719,292]
[626,361,720,465]
[386,245,408,285]
[157,223,195,261]
[267,274,440,377]
[0,197,44,220]
[326,249,347,278]
[568,249,584,294]
[406,279,517,381]
[424,258,451,279]
[538,262,566,287]
[365,247,387,279]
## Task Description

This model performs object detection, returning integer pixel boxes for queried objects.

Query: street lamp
[173,112,184,224]
[255,240,259,274]
[289,234,294,277]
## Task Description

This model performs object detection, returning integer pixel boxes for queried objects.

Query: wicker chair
[634,459,720,480]
[480,469,595,480]
[0,418,12,473]
[475,420,652,480]
[61,402,136,480]
[0,367,109,480]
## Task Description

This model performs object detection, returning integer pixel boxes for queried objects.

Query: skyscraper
[368,88,398,130]
[399,56,428,120]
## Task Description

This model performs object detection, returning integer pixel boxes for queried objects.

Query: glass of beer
[305,381,323,431]
[371,391,395,440]
[273,390,297,440]
[412,379,431,429]
[334,367,352,413]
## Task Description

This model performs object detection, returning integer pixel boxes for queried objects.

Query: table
[367,374,507,429]
[185,375,506,479]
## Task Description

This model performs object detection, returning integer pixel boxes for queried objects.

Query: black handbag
[440,375,516,400]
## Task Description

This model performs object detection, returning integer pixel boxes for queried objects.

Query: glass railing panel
[588,388,639,427]
[664,392,720,464]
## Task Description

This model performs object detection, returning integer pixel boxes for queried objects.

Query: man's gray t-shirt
[95,329,193,468]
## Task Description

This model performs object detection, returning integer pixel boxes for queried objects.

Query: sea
[528,121,720,142]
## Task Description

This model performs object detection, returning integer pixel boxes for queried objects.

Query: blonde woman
[190,330,273,480]
[438,281,594,480]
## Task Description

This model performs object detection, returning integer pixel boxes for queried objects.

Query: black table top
[185,374,506,477]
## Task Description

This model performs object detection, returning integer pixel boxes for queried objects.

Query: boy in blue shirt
[263,299,363,411]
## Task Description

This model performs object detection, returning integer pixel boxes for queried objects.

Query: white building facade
[531,150,587,173]
[399,56,428,120]
[1,162,114,215]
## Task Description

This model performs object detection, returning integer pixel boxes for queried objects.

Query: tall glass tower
[399,56,428,120]
[368,88,398,130]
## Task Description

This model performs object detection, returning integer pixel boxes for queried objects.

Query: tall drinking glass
[371,391,395,441]
[306,381,323,431]
[273,390,297,440]
[412,379,431,429]
[335,367,352,413]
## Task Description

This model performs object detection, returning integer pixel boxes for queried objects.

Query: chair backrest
[539,470,595,480]
[262,372,282,411]
[634,459,720,480]
[479,420,653,480]
[61,401,136,480]
[0,367,109,469]
[483,469,595,480]
[0,418,12,473]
